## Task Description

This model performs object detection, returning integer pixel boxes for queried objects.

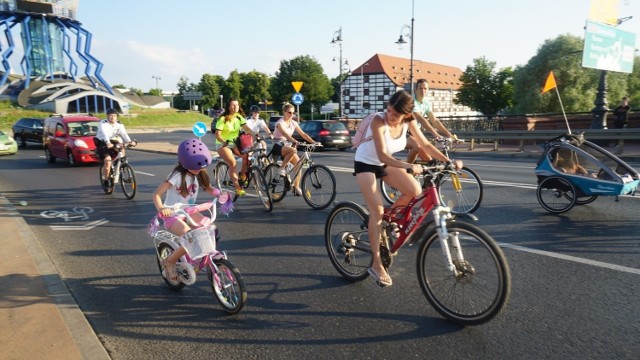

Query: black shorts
[353,161,386,179]
[95,138,118,160]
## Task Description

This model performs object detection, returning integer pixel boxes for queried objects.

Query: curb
[0,196,111,360]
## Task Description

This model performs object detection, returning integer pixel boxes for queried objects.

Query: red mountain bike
[324,162,511,326]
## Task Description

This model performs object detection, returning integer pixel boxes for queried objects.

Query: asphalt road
[1,139,639,360]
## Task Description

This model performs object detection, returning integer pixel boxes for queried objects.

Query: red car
[43,114,101,165]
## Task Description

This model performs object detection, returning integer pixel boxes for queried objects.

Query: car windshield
[68,121,100,136]
[322,122,347,131]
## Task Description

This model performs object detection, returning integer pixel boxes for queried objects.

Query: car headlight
[74,139,89,148]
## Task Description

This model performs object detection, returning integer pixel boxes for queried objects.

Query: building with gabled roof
[341,53,476,117]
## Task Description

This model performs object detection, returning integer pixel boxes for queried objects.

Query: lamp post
[395,0,415,97]
[152,75,161,95]
[331,27,349,118]
[360,62,369,117]
[220,94,224,110]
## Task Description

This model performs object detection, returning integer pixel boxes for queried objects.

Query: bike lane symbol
[40,207,109,230]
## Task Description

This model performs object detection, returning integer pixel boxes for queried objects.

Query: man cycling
[95,108,134,187]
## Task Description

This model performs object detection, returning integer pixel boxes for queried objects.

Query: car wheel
[67,151,76,166]
[15,134,26,148]
[338,147,347,151]
[44,147,56,163]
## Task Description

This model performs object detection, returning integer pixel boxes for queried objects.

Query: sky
[75,0,640,92]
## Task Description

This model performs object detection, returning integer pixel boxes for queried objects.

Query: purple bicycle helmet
[178,139,212,170]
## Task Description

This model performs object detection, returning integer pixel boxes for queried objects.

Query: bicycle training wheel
[120,164,137,200]
[324,202,371,281]
[437,166,483,214]
[301,164,336,210]
[536,176,576,214]
[250,166,272,212]
[416,221,511,326]
[156,243,186,291]
[264,163,287,203]
[207,258,247,314]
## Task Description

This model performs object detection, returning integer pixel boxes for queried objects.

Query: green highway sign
[582,19,636,74]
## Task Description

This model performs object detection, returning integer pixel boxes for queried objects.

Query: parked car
[293,120,352,151]
[268,115,282,132]
[0,130,18,155]
[11,117,44,148]
[43,114,101,165]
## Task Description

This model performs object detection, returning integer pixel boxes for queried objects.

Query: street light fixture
[331,26,349,117]
[395,0,415,97]
[152,75,161,95]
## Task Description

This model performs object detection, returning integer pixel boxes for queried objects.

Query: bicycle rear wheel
[120,164,137,199]
[98,162,114,194]
[250,166,272,212]
[416,221,511,326]
[437,167,483,214]
[264,163,288,202]
[301,164,336,210]
[207,258,247,314]
[156,243,185,291]
[324,202,371,281]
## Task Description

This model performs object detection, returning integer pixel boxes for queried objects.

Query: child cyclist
[153,138,219,280]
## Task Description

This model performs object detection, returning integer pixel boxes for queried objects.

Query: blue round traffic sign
[193,121,208,137]
[292,92,304,106]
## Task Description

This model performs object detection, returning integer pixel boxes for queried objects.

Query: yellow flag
[542,71,557,94]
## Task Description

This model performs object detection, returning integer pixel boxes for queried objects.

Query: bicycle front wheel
[437,167,483,214]
[324,202,371,281]
[264,163,287,202]
[301,164,336,210]
[214,162,237,197]
[251,166,272,212]
[416,221,511,326]
[120,164,137,199]
[207,258,247,314]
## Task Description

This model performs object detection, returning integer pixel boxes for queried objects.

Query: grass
[0,101,211,133]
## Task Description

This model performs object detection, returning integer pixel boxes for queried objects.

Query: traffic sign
[292,92,304,106]
[193,121,208,137]
[582,19,636,74]
[291,81,303,92]
[183,91,203,100]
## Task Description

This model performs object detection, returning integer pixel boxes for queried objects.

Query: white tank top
[354,115,408,165]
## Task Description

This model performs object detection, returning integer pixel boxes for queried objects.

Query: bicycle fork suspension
[434,206,464,275]
[451,173,462,193]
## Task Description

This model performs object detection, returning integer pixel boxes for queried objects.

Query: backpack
[351,112,384,149]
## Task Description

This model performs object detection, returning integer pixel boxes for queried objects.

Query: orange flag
[541,71,557,94]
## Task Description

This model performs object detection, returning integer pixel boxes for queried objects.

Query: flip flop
[368,267,392,287]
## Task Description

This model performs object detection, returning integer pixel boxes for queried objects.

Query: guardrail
[453,129,640,154]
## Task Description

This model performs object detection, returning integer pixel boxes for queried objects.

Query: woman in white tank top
[353,90,461,287]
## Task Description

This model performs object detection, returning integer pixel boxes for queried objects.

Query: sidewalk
[2,134,639,360]
[0,197,110,360]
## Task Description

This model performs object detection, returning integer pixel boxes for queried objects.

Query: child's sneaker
[235,187,246,196]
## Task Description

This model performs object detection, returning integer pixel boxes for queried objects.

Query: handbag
[235,132,254,152]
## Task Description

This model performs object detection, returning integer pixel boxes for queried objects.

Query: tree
[197,73,222,112]
[173,76,198,110]
[222,70,243,106]
[455,56,513,115]
[511,34,629,114]
[270,55,332,115]
[241,70,271,111]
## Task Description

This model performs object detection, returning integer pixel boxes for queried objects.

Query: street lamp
[395,0,415,97]
[360,62,369,116]
[331,26,349,117]
[152,75,161,95]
